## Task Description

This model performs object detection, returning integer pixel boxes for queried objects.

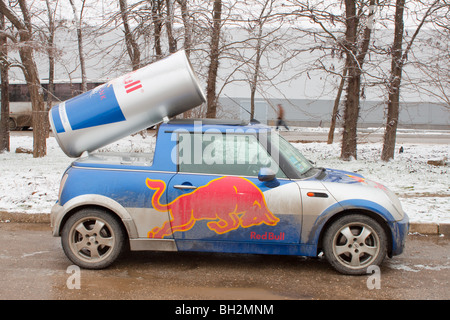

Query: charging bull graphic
[146,176,279,239]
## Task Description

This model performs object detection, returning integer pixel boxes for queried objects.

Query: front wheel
[61,208,126,269]
[323,214,387,275]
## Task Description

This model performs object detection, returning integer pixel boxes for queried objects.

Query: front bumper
[390,213,409,257]
[50,202,64,237]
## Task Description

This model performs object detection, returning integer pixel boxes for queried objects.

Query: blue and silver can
[49,50,206,157]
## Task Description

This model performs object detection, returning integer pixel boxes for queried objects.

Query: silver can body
[49,50,206,158]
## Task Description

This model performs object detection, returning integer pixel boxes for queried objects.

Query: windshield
[270,132,314,176]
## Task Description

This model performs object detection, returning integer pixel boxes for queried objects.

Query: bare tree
[150,0,164,60]
[244,0,278,120]
[0,0,47,157]
[0,12,9,153]
[205,0,222,118]
[41,0,62,140]
[327,66,347,144]
[340,0,376,160]
[68,0,87,92]
[286,0,376,156]
[176,0,192,57]
[412,0,450,107]
[381,0,444,161]
[119,0,141,70]
[165,0,177,53]
[45,0,56,113]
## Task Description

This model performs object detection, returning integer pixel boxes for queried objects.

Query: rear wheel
[323,214,387,275]
[61,208,126,269]
[8,118,17,131]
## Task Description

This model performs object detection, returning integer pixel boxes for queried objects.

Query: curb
[0,212,50,224]
[409,222,450,236]
[1,212,449,236]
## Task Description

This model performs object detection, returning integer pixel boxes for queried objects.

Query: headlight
[383,186,404,219]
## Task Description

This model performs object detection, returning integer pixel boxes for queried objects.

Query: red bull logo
[123,72,143,94]
[146,176,279,239]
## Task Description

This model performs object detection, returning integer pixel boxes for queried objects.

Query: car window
[177,132,286,178]
[271,132,313,176]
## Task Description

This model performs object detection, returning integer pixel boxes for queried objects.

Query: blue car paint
[60,167,175,209]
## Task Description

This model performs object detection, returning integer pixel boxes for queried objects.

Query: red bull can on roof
[49,50,206,158]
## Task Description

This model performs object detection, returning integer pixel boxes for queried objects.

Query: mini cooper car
[51,119,409,275]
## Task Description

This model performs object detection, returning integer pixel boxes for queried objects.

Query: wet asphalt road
[0,222,449,300]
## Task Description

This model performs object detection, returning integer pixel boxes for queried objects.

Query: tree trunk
[205,0,222,119]
[177,0,191,58]
[340,0,375,160]
[0,0,46,157]
[119,0,141,70]
[69,0,87,92]
[0,12,9,153]
[327,66,347,144]
[381,0,405,161]
[381,0,438,161]
[45,0,55,139]
[20,44,47,157]
[340,0,359,160]
[152,0,163,60]
[249,49,261,120]
[165,0,177,53]
[21,0,46,158]
[250,20,264,121]
[341,70,360,160]
[0,0,47,157]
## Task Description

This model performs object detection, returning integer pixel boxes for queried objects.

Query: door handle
[173,185,198,190]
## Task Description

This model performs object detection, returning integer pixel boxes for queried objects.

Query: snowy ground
[0,128,448,224]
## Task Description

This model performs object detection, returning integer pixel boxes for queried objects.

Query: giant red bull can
[49,50,206,157]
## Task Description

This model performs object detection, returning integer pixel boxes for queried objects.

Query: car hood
[319,168,405,221]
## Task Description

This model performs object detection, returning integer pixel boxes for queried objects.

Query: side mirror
[258,167,275,181]
[258,168,280,188]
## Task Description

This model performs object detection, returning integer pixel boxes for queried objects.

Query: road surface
[0,222,448,300]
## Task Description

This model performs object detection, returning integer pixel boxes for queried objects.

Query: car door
[146,130,302,250]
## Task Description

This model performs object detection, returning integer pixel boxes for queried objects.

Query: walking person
[276,104,289,131]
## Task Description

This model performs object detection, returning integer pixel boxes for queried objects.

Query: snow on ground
[0,130,448,224]
[294,141,449,223]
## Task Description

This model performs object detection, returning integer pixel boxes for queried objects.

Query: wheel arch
[316,208,394,258]
[55,194,138,239]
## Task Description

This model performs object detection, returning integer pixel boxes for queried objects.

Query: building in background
[4,26,449,130]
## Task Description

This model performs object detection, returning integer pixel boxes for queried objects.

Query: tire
[9,118,17,131]
[323,214,387,275]
[61,208,126,269]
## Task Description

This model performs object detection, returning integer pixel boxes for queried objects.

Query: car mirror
[258,167,275,181]
[258,168,280,187]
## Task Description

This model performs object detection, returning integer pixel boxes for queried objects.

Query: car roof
[167,118,247,126]
[163,118,270,132]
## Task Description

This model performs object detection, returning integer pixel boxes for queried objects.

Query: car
[50,119,409,275]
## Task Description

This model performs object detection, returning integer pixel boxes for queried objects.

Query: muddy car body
[51,119,409,275]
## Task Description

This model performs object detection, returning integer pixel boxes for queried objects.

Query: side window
[177,132,286,178]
